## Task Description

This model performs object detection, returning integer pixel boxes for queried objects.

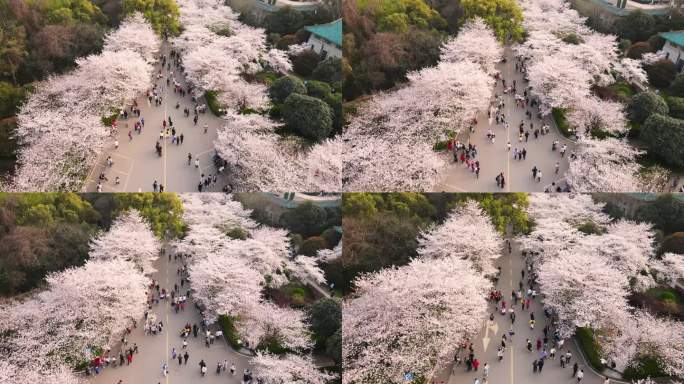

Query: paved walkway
[437,47,576,192]
[84,42,227,193]
[433,236,605,384]
[87,245,253,384]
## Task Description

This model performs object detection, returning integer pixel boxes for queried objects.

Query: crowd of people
[85,248,264,383]
[442,240,616,384]
[94,41,230,193]
[447,53,573,191]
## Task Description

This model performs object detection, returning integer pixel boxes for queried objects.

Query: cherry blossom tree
[418,200,502,276]
[0,259,148,374]
[536,248,631,338]
[214,119,342,191]
[565,138,644,192]
[342,137,447,192]
[7,17,155,191]
[292,255,327,285]
[604,310,684,376]
[103,12,161,63]
[651,253,684,287]
[188,251,264,323]
[89,210,161,275]
[343,256,491,383]
[239,301,313,351]
[250,352,337,384]
[0,362,82,384]
[441,18,503,75]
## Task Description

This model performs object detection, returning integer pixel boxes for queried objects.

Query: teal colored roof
[305,19,341,47]
[628,193,684,202]
[660,31,684,48]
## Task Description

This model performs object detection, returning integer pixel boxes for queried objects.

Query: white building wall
[308,35,342,59]
[663,41,684,68]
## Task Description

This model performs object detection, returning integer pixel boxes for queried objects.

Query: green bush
[300,236,328,256]
[641,113,684,167]
[646,60,678,89]
[575,327,604,372]
[312,57,342,84]
[282,93,333,141]
[670,73,684,97]
[561,32,583,45]
[292,50,321,77]
[268,75,306,103]
[256,336,288,354]
[552,108,572,137]
[101,112,118,127]
[224,226,248,240]
[321,227,341,248]
[660,291,677,303]
[306,80,332,100]
[623,355,667,380]
[433,140,449,151]
[628,92,669,124]
[578,221,603,235]
[204,91,225,116]
[666,96,684,119]
[218,315,242,350]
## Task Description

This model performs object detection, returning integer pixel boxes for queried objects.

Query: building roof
[660,31,684,48]
[628,193,684,202]
[305,19,341,47]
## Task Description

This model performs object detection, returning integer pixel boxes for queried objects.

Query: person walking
[577,369,584,382]
[538,358,544,373]
[573,362,579,377]
[183,351,189,365]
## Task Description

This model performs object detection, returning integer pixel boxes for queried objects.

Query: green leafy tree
[307,298,341,342]
[669,73,684,97]
[615,10,655,42]
[268,75,307,103]
[460,0,524,42]
[641,114,684,168]
[666,96,684,119]
[300,236,328,256]
[646,59,678,88]
[264,6,304,35]
[636,195,684,235]
[114,193,185,238]
[282,93,334,140]
[627,92,669,124]
[0,22,28,85]
[0,81,25,118]
[123,0,180,35]
[306,80,332,99]
[312,57,342,84]
[357,0,447,32]
[325,329,341,363]
[280,201,328,238]
[292,49,321,77]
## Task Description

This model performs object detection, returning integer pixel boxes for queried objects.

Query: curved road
[88,245,253,384]
[84,42,227,193]
[433,236,605,384]
[438,47,576,192]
